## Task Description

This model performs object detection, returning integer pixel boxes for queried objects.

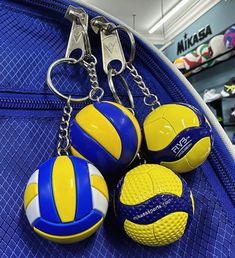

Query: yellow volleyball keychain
[114,164,195,246]
[70,17,142,176]
[24,8,109,244]
[91,16,213,174]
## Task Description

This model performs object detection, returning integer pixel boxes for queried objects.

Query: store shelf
[223,123,235,127]
[182,47,235,78]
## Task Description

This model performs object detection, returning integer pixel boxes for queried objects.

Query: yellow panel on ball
[75,104,122,160]
[90,175,109,201]
[120,164,183,206]
[144,117,176,151]
[163,104,200,134]
[124,212,188,246]
[33,218,103,244]
[24,183,38,209]
[52,156,76,223]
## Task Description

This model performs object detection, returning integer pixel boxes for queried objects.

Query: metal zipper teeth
[0,97,90,110]
[22,0,67,14]
[13,1,235,203]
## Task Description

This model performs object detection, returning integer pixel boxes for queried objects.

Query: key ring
[108,67,135,110]
[109,25,136,65]
[47,57,90,103]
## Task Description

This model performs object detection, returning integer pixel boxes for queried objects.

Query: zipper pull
[90,16,126,75]
[65,6,91,61]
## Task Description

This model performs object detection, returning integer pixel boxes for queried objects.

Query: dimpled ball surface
[70,101,141,175]
[143,103,213,173]
[114,164,194,246]
[24,156,109,244]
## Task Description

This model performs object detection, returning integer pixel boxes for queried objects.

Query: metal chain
[82,54,104,102]
[57,97,73,156]
[126,63,161,108]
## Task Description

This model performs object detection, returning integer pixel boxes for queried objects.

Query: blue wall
[164,0,235,142]
[164,0,235,61]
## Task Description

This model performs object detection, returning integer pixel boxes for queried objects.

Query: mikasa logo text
[171,136,193,157]
[133,198,172,221]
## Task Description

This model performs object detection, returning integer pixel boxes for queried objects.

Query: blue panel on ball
[70,157,93,220]
[147,125,212,163]
[70,120,123,173]
[181,177,194,229]
[94,102,138,165]
[116,193,193,225]
[38,157,61,223]
[33,209,103,236]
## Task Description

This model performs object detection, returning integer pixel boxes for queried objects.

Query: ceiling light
[149,0,191,34]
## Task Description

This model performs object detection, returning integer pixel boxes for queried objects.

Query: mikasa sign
[177,25,212,55]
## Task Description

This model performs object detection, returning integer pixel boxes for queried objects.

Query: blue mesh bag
[0,0,235,257]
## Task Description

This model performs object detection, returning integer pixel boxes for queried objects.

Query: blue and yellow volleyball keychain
[91,16,213,174]
[69,16,142,175]
[90,16,213,246]
[24,8,109,244]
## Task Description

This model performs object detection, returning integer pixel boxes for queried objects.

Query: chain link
[57,97,73,156]
[126,63,161,108]
[82,54,104,101]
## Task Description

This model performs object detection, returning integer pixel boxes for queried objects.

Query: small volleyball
[196,44,215,68]
[114,164,194,246]
[143,103,213,173]
[224,26,235,49]
[183,51,202,72]
[209,35,232,61]
[70,101,141,175]
[173,56,185,70]
[24,156,109,244]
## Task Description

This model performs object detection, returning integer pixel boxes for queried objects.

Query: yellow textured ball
[143,103,213,173]
[114,164,194,246]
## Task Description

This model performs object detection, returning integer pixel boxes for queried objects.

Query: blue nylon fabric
[34,210,103,236]
[38,157,61,223]
[70,157,93,220]
[0,1,235,258]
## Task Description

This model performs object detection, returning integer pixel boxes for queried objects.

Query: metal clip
[90,16,126,75]
[65,6,91,61]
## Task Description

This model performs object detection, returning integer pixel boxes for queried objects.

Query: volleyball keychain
[68,15,142,176]
[23,7,109,244]
[91,16,213,174]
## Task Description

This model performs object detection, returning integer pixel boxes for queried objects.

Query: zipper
[4,1,235,205]
[0,95,90,110]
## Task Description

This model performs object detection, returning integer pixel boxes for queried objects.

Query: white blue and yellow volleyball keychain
[90,16,213,247]
[24,8,109,244]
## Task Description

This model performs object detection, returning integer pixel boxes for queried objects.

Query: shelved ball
[143,103,213,173]
[224,25,235,49]
[24,156,109,244]
[183,51,202,73]
[114,164,194,246]
[173,57,185,70]
[196,44,215,68]
[70,101,141,175]
[209,35,232,61]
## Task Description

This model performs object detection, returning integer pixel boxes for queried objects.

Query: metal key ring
[108,68,135,110]
[47,57,90,103]
[109,25,136,65]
